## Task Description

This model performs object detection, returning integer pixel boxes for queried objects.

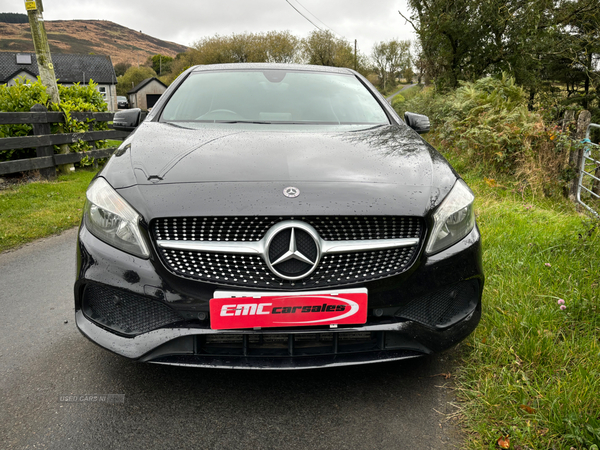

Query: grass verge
[0,169,97,253]
[448,153,600,450]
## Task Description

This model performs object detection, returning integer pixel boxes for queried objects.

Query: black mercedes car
[75,63,483,369]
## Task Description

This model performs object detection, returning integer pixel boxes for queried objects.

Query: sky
[1,0,417,56]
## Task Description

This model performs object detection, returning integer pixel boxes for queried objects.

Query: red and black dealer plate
[210,288,368,330]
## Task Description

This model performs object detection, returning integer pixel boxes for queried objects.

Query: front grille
[153,216,423,289]
[395,280,480,329]
[82,284,184,336]
[153,216,422,242]
[160,246,417,288]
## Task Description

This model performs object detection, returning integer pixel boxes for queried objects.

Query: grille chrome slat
[156,237,419,254]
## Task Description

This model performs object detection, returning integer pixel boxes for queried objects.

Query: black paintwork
[102,123,456,220]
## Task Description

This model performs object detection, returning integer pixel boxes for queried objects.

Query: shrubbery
[394,74,578,196]
[390,93,405,109]
[0,78,108,162]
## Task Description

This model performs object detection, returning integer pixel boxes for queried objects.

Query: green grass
[105,139,124,148]
[0,169,97,252]
[447,153,600,450]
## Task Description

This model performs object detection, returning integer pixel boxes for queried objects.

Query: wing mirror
[404,112,431,134]
[113,108,142,132]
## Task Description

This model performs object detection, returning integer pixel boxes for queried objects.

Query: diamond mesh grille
[153,216,422,242]
[82,284,183,336]
[159,246,417,289]
[153,216,423,289]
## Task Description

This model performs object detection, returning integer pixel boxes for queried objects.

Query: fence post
[30,104,57,180]
[568,110,591,201]
[87,120,99,169]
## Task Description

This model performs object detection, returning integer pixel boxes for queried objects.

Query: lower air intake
[82,284,183,336]
[395,280,480,329]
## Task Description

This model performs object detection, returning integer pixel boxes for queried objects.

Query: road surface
[386,84,417,103]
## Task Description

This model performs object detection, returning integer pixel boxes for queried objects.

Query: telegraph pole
[25,0,73,174]
[25,0,59,103]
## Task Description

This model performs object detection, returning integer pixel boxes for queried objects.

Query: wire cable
[285,0,323,31]
[293,0,341,36]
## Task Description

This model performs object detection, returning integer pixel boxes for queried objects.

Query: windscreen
[161,70,389,125]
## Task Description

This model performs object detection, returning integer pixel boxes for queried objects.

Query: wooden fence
[0,104,130,180]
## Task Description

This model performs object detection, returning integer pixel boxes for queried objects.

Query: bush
[116,66,156,96]
[394,74,572,196]
[0,78,108,162]
[0,79,50,161]
[391,94,405,109]
[52,82,110,156]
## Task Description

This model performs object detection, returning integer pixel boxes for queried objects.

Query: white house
[0,52,118,111]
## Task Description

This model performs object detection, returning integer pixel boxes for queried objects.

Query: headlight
[426,179,475,255]
[84,177,150,258]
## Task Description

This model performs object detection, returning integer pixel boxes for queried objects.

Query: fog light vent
[82,284,183,336]
[395,280,479,329]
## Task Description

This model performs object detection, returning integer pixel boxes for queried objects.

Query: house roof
[128,77,167,94]
[0,52,117,84]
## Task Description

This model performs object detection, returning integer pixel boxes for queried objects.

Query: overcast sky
[1,0,416,56]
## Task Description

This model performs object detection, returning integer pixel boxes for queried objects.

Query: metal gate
[577,123,600,217]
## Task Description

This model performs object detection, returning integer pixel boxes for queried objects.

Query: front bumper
[75,224,483,369]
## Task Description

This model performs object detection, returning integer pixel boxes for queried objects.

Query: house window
[16,54,32,65]
[98,86,107,99]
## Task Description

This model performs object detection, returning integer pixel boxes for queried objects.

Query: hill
[0,19,189,65]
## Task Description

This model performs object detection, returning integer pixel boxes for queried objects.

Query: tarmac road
[386,84,417,103]
[0,228,463,450]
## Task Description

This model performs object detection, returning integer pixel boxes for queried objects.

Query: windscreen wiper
[217,120,273,124]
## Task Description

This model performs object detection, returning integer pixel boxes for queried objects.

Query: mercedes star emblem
[283,187,300,198]
[271,228,314,266]
[264,221,321,280]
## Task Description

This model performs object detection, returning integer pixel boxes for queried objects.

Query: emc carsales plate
[210,288,368,330]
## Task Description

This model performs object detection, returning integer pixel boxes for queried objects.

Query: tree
[302,30,355,68]
[372,40,411,90]
[264,31,301,63]
[147,54,174,76]
[401,0,599,113]
[0,12,29,23]
[117,66,157,96]
[164,31,304,84]
[552,0,600,110]
[227,32,268,63]
[114,62,131,77]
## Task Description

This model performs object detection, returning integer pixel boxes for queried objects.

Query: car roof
[190,63,355,75]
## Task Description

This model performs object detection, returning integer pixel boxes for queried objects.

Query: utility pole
[354,39,357,71]
[25,0,72,174]
[25,0,59,103]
